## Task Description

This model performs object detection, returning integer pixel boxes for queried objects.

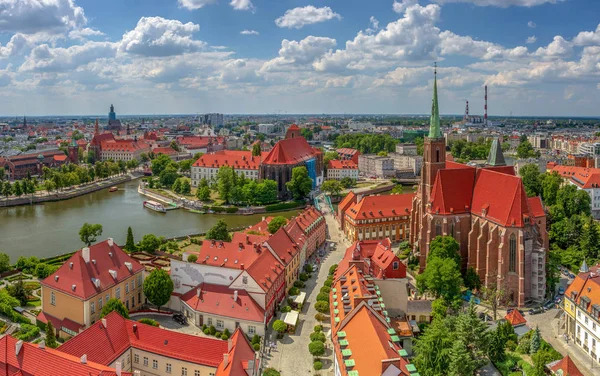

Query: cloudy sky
[0,0,599,116]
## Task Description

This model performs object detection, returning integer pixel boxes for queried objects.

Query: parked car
[544,300,555,310]
[555,296,563,304]
[528,307,543,315]
[173,313,187,325]
[558,286,565,295]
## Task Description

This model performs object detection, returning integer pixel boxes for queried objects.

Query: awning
[294,292,307,305]
[281,310,299,326]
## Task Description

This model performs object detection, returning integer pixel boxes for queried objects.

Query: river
[0,180,299,260]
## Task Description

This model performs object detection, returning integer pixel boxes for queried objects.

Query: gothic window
[509,234,517,273]
[435,220,442,237]
[436,148,440,162]
[449,220,455,237]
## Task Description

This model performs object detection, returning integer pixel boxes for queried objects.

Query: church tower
[420,64,446,204]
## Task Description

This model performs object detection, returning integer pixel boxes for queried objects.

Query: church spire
[428,62,442,139]
[487,138,506,166]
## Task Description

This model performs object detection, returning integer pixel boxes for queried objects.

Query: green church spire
[428,62,442,139]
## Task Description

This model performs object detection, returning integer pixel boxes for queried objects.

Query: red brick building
[336,147,360,164]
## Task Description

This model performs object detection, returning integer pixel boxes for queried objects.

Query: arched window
[436,148,440,162]
[509,234,517,273]
[435,220,442,237]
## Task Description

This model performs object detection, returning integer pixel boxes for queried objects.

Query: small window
[153,360,158,369]
[207,318,213,326]
[134,354,139,364]
[125,283,129,294]
[182,368,188,376]
[195,371,200,376]
[393,261,399,270]
[216,320,224,329]
[106,294,110,303]
[166,364,172,373]
[98,297,103,309]
[90,302,95,314]
[51,292,56,306]
[116,287,121,299]
[143,357,148,367]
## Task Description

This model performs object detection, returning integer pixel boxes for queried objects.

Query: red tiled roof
[262,137,320,165]
[245,216,273,235]
[195,232,269,270]
[36,311,83,334]
[58,311,228,367]
[41,239,144,300]
[549,355,584,376]
[0,335,130,376]
[551,165,600,189]
[505,309,527,326]
[346,193,414,220]
[528,197,545,218]
[215,329,259,376]
[336,148,360,157]
[152,147,177,155]
[100,139,149,153]
[284,219,307,250]
[53,154,68,162]
[90,132,115,146]
[295,206,324,233]
[192,150,266,170]
[265,227,298,264]
[328,159,357,169]
[181,283,265,323]
[245,250,284,293]
[429,167,476,215]
[177,136,225,148]
[338,191,357,213]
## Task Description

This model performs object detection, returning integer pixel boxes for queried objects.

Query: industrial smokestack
[484,85,488,126]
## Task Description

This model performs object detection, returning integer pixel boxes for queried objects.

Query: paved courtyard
[262,198,350,375]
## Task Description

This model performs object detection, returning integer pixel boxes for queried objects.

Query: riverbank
[0,174,137,207]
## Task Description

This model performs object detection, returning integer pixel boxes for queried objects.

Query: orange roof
[336,148,360,157]
[192,150,265,170]
[215,329,259,376]
[152,147,177,155]
[53,154,68,162]
[328,159,357,169]
[262,136,320,165]
[195,232,269,270]
[41,239,144,300]
[295,206,324,233]
[505,309,527,326]
[59,311,228,367]
[265,227,299,264]
[330,265,376,332]
[245,249,284,293]
[551,165,600,189]
[345,193,414,220]
[548,355,584,376]
[245,216,273,235]
[565,271,600,318]
[527,197,545,218]
[0,335,131,376]
[338,191,357,214]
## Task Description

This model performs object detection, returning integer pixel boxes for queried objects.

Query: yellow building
[38,238,145,338]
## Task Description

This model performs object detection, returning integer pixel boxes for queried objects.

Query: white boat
[143,200,167,213]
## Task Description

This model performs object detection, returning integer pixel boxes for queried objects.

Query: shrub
[265,201,304,212]
[214,332,222,339]
[294,280,305,288]
[299,273,308,282]
[320,286,331,294]
[138,318,159,327]
[308,341,325,356]
[223,328,231,337]
[516,337,531,354]
[209,325,216,335]
[314,361,323,371]
[314,324,323,332]
[314,301,329,313]
[304,264,313,273]
[253,343,260,351]
[262,368,281,376]
[15,323,40,341]
[251,334,261,344]
[203,328,210,335]
[272,319,287,334]
[314,313,326,322]
[506,340,517,352]
[323,279,333,288]
[221,333,229,340]
[288,287,300,296]
[316,293,329,302]
[329,264,338,275]
[202,324,207,331]
[225,207,238,213]
[281,305,292,313]
[187,254,198,263]
[310,332,326,342]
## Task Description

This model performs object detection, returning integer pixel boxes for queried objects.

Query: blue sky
[0,0,599,116]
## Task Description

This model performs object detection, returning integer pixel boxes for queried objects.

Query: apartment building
[327,159,359,181]
[191,150,264,187]
[358,154,395,178]
[38,238,144,338]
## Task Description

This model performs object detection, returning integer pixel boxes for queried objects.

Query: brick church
[410,68,548,307]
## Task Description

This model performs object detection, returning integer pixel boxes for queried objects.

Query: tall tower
[484,85,488,126]
[464,100,469,123]
[420,63,446,204]
[126,123,131,136]
[68,137,79,164]
[109,104,116,121]
[94,118,99,135]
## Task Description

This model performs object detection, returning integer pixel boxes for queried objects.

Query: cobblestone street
[262,199,350,375]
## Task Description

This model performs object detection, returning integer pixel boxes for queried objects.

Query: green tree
[487,333,506,363]
[0,253,10,273]
[216,166,235,203]
[464,267,481,291]
[2,180,13,198]
[530,327,541,354]
[340,176,356,189]
[159,165,179,187]
[268,216,288,234]
[254,180,278,205]
[138,234,162,253]
[206,219,231,241]
[143,268,174,311]
[151,154,174,176]
[554,184,591,219]
[427,236,461,266]
[178,159,193,173]
[580,216,600,260]
[13,181,22,197]
[180,178,191,195]
[300,128,313,140]
[519,164,542,197]
[79,222,103,246]
[170,140,180,152]
[187,254,198,263]
[34,263,56,279]
[125,226,136,253]
[45,321,58,348]
[414,317,454,376]
[252,142,261,156]
[172,178,182,193]
[455,302,489,358]
[308,341,325,356]
[448,340,476,376]
[7,279,32,306]
[540,171,562,206]
[321,180,342,196]
[196,185,211,201]
[431,298,449,320]
[262,368,281,376]
[516,140,538,159]
[417,258,463,301]
[323,151,339,167]
[101,298,130,319]
[286,166,313,199]
[272,319,286,333]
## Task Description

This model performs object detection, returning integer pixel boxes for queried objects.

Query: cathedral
[409,68,548,307]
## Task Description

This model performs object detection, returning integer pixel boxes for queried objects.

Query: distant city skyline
[0,0,599,116]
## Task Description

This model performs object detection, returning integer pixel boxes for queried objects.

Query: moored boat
[143,200,167,213]
[109,186,118,192]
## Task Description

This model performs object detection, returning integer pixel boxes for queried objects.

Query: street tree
[416,257,463,302]
[286,166,313,200]
[79,223,103,246]
[101,298,130,319]
[143,268,174,311]
[427,236,461,266]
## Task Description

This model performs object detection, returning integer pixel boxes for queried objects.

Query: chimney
[240,263,244,270]
[80,354,87,364]
[223,353,230,368]
[82,247,90,263]
[116,361,122,376]
[102,318,107,328]
[15,340,23,355]
[197,286,201,298]
[228,338,233,352]
[38,340,45,350]
[133,324,138,332]
[233,290,238,302]
[108,238,114,247]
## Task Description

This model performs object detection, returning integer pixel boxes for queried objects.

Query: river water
[0,180,299,260]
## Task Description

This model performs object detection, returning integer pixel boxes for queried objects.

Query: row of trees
[333,134,398,154]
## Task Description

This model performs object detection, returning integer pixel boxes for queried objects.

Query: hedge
[138,318,160,327]
[265,201,305,212]
[15,324,40,341]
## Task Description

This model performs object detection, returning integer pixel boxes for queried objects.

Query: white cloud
[275,6,342,29]
[393,0,418,13]
[434,0,564,7]
[261,36,336,72]
[69,27,105,41]
[366,16,379,34]
[526,35,537,44]
[528,21,537,28]
[230,0,254,12]
[440,31,528,60]
[0,0,86,35]
[177,0,217,10]
[573,24,600,46]
[19,41,117,72]
[119,17,205,57]
[240,30,259,35]
[535,35,573,58]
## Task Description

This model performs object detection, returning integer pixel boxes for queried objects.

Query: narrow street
[263,197,350,375]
